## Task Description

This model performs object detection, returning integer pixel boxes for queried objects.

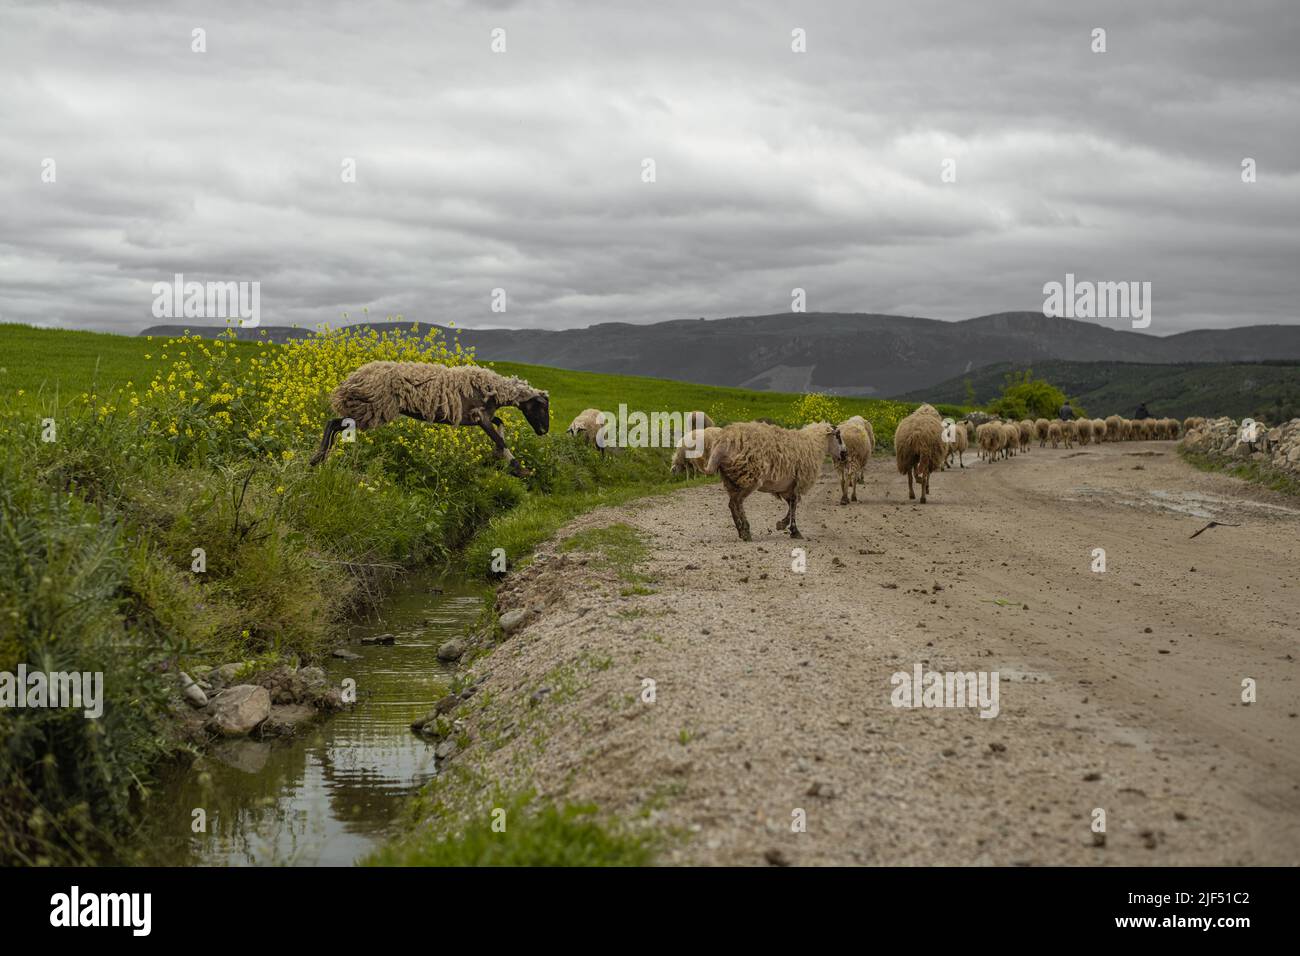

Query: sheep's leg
[475,417,528,477]
[907,470,915,500]
[785,495,802,538]
[918,468,929,504]
[309,417,346,466]
[850,470,858,501]
[721,474,753,540]
[958,449,964,468]
[839,468,850,505]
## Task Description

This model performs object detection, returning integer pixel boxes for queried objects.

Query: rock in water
[437,639,466,662]
[207,685,272,736]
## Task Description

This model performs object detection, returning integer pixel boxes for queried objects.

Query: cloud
[0,0,1296,335]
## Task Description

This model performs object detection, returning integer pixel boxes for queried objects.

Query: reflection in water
[129,577,483,866]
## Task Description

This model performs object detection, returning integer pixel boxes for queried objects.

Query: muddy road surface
[450,440,1300,865]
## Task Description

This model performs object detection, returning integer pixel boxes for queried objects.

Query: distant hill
[139,311,1300,398]
[898,360,1300,421]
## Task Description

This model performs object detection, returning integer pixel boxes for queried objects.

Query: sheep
[964,420,976,443]
[309,361,549,475]
[942,419,968,469]
[1105,415,1123,442]
[670,426,722,476]
[1090,418,1107,443]
[703,421,846,540]
[1047,420,1063,448]
[1075,418,1094,445]
[1061,420,1075,449]
[834,418,874,503]
[1184,416,1205,434]
[1120,418,1134,440]
[1035,418,1050,447]
[1164,418,1181,440]
[1000,422,1020,458]
[977,421,1004,461]
[685,410,715,431]
[1017,419,1034,453]
[1138,420,1154,440]
[566,407,608,449]
[895,406,946,502]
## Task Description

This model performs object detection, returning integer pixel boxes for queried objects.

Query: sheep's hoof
[839,497,849,506]
[738,530,752,542]
[789,528,803,539]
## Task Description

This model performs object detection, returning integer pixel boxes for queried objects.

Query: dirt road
[453,440,1300,864]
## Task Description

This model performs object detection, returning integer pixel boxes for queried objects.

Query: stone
[178,672,208,708]
[499,608,530,635]
[207,685,272,737]
[437,639,466,662]
[361,633,396,646]
[260,704,320,737]
[332,648,361,661]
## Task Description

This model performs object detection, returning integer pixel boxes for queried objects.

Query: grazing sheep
[310,361,549,475]
[835,419,874,503]
[566,407,608,449]
[895,407,946,502]
[685,410,715,432]
[977,421,1004,461]
[1105,415,1122,442]
[1017,420,1034,453]
[1047,420,1063,448]
[1076,418,1094,445]
[670,426,722,476]
[703,422,846,540]
[1035,418,1050,447]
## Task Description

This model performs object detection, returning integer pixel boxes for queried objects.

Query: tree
[986,370,1079,420]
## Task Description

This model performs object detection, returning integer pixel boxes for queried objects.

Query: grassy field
[0,321,942,865]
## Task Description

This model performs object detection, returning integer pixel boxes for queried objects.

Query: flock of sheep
[571,404,1197,542]
[306,361,1197,544]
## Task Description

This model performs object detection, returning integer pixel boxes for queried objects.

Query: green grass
[0,321,936,865]
[1178,447,1300,497]
[368,791,654,867]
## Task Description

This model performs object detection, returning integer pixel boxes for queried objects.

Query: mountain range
[139,311,1300,399]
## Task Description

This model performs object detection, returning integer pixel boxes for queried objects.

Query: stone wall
[1180,416,1300,479]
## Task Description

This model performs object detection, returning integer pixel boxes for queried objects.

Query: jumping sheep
[895,406,946,502]
[309,361,549,475]
[703,421,846,540]
[670,426,723,476]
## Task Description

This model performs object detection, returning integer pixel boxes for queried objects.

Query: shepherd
[308,361,550,476]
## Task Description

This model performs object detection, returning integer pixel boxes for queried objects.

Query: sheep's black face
[521,393,550,435]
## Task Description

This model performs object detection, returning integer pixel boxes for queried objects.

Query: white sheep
[895,405,946,502]
[670,426,723,476]
[834,418,874,503]
[566,407,608,450]
[703,421,846,540]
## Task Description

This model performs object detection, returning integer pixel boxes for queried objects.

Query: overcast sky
[1,0,1297,336]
